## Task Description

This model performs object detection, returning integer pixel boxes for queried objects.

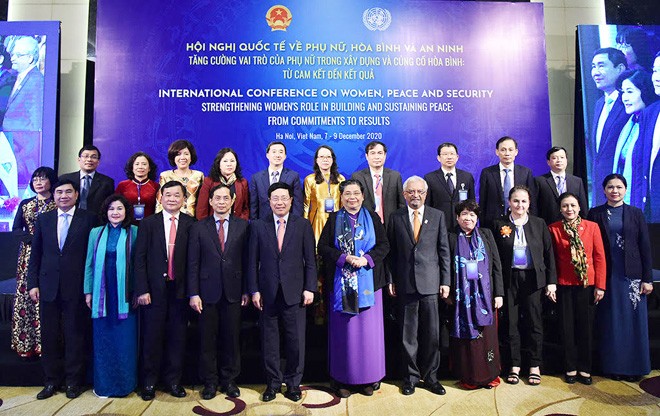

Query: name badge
[458,189,468,201]
[513,245,527,267]
[465,259,479,280]
[133,204,145,220]
[324,197,335,213]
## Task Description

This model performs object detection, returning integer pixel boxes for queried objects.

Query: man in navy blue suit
[589,48,628,206]
[478,136,536,228]
[188,184,249,400]
[249,141,303,219]
[247,182,316,403]
[27,179,97,400]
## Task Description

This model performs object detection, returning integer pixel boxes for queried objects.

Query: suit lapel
[155,213,167,258]
[280,215,294,253]
[436,170,452,197]
[205,216,223,254]
[62,210,83,251]
[400,210,415,244]
[491,167,503,201]
[364,171,376,206]
[545,174,559,198]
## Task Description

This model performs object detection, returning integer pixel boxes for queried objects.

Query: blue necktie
[79,175,91,210]
[59,213,70,250]
[503,168,512,214]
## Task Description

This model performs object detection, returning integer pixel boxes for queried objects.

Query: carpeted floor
[0,372,659,416]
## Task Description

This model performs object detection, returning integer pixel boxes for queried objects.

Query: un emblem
[362,7,391,31]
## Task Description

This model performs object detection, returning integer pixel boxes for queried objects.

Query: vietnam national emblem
[266,5,292,31]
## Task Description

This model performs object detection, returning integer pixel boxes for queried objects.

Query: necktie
[167,216,177,280]
[270,171,279,185]
[413,210,420,242]
[277,218,286,252]
[556,175,565,195]
[79,175,91,210]
[503,168,512,214]
[374,174,384,223]
[59,213,70,250]
[217,219,225,252]
[446,172,455,194]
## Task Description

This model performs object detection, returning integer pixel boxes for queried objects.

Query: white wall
[8,0,605,175]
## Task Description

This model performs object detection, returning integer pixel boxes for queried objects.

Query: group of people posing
[12,136,653,403]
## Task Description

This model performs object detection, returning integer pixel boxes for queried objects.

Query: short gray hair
[403,175,428,191]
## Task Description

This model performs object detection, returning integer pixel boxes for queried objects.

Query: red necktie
[218,218,225,252]
[374,174,384,223]
[277,218,286,252]
[167,216,177,280]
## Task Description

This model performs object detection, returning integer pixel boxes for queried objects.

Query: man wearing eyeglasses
[59,145,115,215]
[247,182,316,403]
[424,142,476,229]
[387,176,450,396]
[3,36,43,132]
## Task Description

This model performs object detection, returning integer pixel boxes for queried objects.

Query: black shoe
[361,384,374,396]
[141,385,155,401]
[372,382,381,391]
[262,386,280,402]
[201,384,217,400]
[624,375,641,382]
[168,384,187,398]
[336,386,351,398]
[37,385,57,400]
[402,381,416,396]
[577,374,592,385]
[65,385,83,399]
[565,374,577,384]
[220,381,240,398]
[284,385,302,401]
[426,381,446,395]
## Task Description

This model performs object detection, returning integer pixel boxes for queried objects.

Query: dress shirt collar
[499,162,515,172]
[213,212,230,222]
[369,168,384,178]
[441,167,457,177]
[163,210,180,222]
[58,206,76,216]
[273,213,290,224]
[268,167,282,178]
[79,170,96,179]
[407,205,425,220]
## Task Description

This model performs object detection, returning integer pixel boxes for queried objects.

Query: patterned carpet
[0,372,658,416]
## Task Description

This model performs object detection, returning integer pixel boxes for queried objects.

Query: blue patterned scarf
[333,208,376,314]
[452,228,494,339]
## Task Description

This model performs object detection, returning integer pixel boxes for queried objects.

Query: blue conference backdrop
[95,1,551,192]
[0,21,59,232]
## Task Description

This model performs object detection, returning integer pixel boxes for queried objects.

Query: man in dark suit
[3,36,43,132]
[589,48,628,206]
[387,176,450,396]
[424,142,475,229]
[247,182,316,403]
[536,146,589,224]
[134,181,195,400]
[351,140,405,227]
[27,179,97,400]
[59,145,115,215]
[478,136,536,228]
[631,53,660,220]
[188,184,249,400]
[249,141,303,219]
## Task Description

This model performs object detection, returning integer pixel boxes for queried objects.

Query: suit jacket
[535,172,589,224]
[59,170,115,216]
[424,168,475,229]
[548,219,606,289]
[478,164,537,228]
[631,102,660,221]
[317,209,390,294]
[588,204,652,283]
[134,211,195,304]
[187,215,249,304]
[491,215,557,291]
[196,177,250,221]
[351,167,405,227]
[590,96,629,206]
[387,206,451,295]
[249,168,303,220]
[27,208,98,302]
[247,214,316,306]
[447,227,504,298]
[2,66,43,131]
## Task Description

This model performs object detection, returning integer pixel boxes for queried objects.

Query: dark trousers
[260,288,306,389]
[558,285,595,373]
[397,292,440,384]
[140,283,189,387]
[40,296,89,387]
[198,297,241,386]
[503,269,543,367]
